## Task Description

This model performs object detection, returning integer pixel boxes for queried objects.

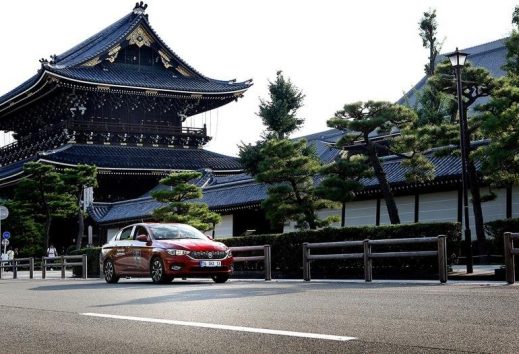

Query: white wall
[481,188,506,223]
[512,185,519,218]
[419,191,458,224]
[214,214,233,238]
[344,199,377,226]
[317,208,342,228]
[281,208,342,233]
[380,195,415,225]
[236,187,512,239]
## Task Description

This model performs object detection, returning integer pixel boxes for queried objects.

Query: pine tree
[427,61,496,251]
[419,9,443,76]
[61,164,98,250]
[14,162,75,252]
[258,71,305,139]
[152,171,221,231]
[239,72,335,230]
[1,199,44,257]
[476,6,519,186]
[316,155,372,226]
[256,139,338,229]
[328,101,418,224]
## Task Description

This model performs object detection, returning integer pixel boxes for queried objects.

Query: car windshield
[149,224,208,240]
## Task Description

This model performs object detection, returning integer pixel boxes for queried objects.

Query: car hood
[154,239,227,251]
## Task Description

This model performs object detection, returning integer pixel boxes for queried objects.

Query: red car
[100,223,233,284]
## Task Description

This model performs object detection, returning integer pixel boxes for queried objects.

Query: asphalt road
[0,277,518,353]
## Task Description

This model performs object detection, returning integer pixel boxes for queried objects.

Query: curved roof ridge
[455,37,507,56]
[53,12,138,68]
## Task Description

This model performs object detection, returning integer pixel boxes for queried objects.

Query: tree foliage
[61,164,98,250]
[258,70,305,139]
[419,9,443,76]
[14,162,75,252]
[240,72,333,230]
[152,171,221,231]
[1,199,44,257]
[503,5,519,75]
[476,9,519,185]
[316,155,372,226]
[256,139,338,229]
[328,101,418,224]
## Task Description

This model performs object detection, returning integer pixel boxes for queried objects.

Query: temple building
[0,2,251,201]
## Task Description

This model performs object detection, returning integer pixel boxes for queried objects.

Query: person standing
[47,244,58,271]
[6,247,14,272]
[7,247,14,260]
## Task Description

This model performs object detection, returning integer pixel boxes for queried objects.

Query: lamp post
[446,47,473,274]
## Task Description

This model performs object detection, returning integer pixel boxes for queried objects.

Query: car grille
[189,251,227,260]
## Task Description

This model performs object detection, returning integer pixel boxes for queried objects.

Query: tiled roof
[0,5,251,108]
[48,66,250,93]
[89,129,477,224]
[90,198,164,224]
[0,73,42,105]
[0,159,32,181]
[39,144,242,171]
[53,13,140,69]
[89,142,479,224]
[398,38,507,107]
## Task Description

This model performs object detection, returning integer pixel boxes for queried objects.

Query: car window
[149,224,207,240]
[119,226,133,240]
[134,226,148,238]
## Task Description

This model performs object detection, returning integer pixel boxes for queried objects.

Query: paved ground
[0,277,518,353]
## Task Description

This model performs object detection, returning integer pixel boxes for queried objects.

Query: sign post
[0,206,9,255]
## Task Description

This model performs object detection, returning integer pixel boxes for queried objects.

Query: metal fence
[303,235,448,283]
[42,255,88,279]
[504,232,519,284]
[0,258,34,279]
[230,245,272,281]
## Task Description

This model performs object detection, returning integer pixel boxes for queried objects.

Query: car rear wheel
[104,259,119,284]
[211,274,229,283]
[150,257,168,284]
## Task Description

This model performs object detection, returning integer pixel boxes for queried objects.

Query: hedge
[484,217,519,255]
[220,222,461,279]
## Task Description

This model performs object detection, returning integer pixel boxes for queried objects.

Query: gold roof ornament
[127,26,154,48]
[106,45,122,63]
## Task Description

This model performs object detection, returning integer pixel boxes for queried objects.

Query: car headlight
[226,249,232,257]
[167,249,191,256]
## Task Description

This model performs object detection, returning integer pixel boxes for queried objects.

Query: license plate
[200,260,221,267]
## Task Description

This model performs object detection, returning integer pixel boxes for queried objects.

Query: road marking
[81,312,356,342]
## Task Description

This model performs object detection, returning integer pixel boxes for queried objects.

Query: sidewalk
[449,264,502,280]
[0,269,75,280]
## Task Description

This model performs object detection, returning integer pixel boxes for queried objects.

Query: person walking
[6,247,14,272]
[47,244,58,271]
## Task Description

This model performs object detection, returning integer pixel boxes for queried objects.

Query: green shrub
[220,222,460,278]
[70,247,101,277]
[485,217,519,255]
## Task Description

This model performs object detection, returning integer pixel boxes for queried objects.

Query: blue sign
[2,231,10,240]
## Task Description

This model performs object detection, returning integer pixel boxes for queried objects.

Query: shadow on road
[95,286,304,307]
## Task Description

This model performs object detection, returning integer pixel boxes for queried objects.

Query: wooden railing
[66,120,206,136]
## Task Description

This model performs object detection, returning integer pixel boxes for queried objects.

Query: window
[134,226,148,238]
[119,226,133,240]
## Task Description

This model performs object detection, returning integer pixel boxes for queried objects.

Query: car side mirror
[207,234,214,240]
[136,234,151,244]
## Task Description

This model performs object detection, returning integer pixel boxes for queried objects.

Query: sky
[0,0,517,156]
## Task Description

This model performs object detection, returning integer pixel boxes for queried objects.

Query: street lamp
[446,47,473,274]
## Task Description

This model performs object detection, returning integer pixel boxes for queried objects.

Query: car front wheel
[212,274,229,283]
[150,257,168,284]
[104,259,119,284]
